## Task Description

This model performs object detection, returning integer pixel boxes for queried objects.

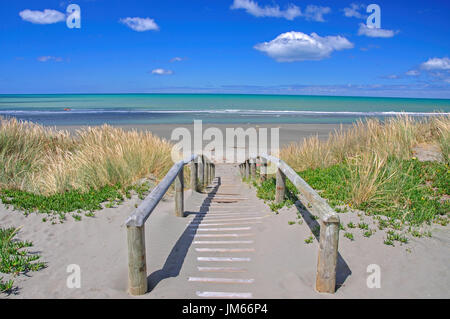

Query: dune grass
[281,115,449,171]
[298,159,449,226]
[253,115,449,244]
[0,117,173,217]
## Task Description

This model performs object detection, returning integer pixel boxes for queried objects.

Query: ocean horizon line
[1,92,450,101]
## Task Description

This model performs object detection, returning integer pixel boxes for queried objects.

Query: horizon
[1,0,449,98]
[1,92,450,101]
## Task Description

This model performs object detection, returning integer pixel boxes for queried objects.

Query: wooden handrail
[125,153,215,295]
[240,154,340,294]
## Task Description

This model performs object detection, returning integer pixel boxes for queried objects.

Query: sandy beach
[1,120,449,298]
[2,0,449,306]
[55,123,351,147]
[1,164,449,299]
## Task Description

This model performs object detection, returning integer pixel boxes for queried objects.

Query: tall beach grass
[0,117,173,195]
[280,115,449,226]
[281,115,449,171]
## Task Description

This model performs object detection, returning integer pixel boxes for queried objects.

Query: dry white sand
[1,164,449,299]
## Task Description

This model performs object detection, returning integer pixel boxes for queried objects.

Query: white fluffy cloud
[358,23,397,38]
[230,0,330,22]
[343,3,366,19]
[230,0,301,20]
[170,57,185,62]
[420,57,450,70]
[405,70,420,76]
[303,5,331,22]
[254,31,354,62]
[19,9,65,24]
[151,68,173,75]
[37,56,63,62]
[120,17,159,31]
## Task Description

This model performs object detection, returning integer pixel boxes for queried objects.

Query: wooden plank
[188,221,263,226]
[196,227,252,231]
[197,257,251,262]
[197,267,248,272]
[192,233,253,238]
[194,240,254,244]
[189,277,254,284]
[195,248,255,252]
[196,291,252,298]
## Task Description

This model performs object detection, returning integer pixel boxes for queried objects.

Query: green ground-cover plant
[344,232,354,241]
[0,227,45,293]
[253,116,449,245]
[299,158,449,226]
[254,176,299,212]
[0,182,154,220]
[297,158,448,243]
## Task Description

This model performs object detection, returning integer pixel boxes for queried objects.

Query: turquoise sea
[0,94,449,125]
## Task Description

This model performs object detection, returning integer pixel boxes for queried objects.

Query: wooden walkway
[125,155,340,297]
[185,164,267,299]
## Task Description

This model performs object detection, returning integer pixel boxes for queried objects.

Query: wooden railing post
[316,221,339,293]
[205,160,210,186]
[198,155,204,188]
[175,169,184,217]
[190,160,198,192]
[250,158,256,179]
[127,225,147,295]
[208,162,212,184]
[245,160,250,179]
[260,157,267,182]
[275,167,286,203]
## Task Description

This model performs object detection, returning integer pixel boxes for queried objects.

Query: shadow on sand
[295,200,352,291]
[147,177,221,291]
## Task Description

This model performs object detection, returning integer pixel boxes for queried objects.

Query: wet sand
[54,123,351,147]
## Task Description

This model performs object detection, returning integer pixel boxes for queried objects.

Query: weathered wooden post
[260,157,267,181]
[316,220,340,293]
[209,162,212,184]
[245,160,250,179]
[198,155,204,188]
[275,167,286,203]
[205,160,210,186]
[126,225,147,295]
[175,168,184,217]
[190,159,198,192]
[250,158,256,179]
[212,164,215,182]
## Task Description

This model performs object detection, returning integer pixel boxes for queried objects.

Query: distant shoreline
[1,93,450,101]
[54,123,351,147]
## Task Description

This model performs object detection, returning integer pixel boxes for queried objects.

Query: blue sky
[0,0,449,97]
